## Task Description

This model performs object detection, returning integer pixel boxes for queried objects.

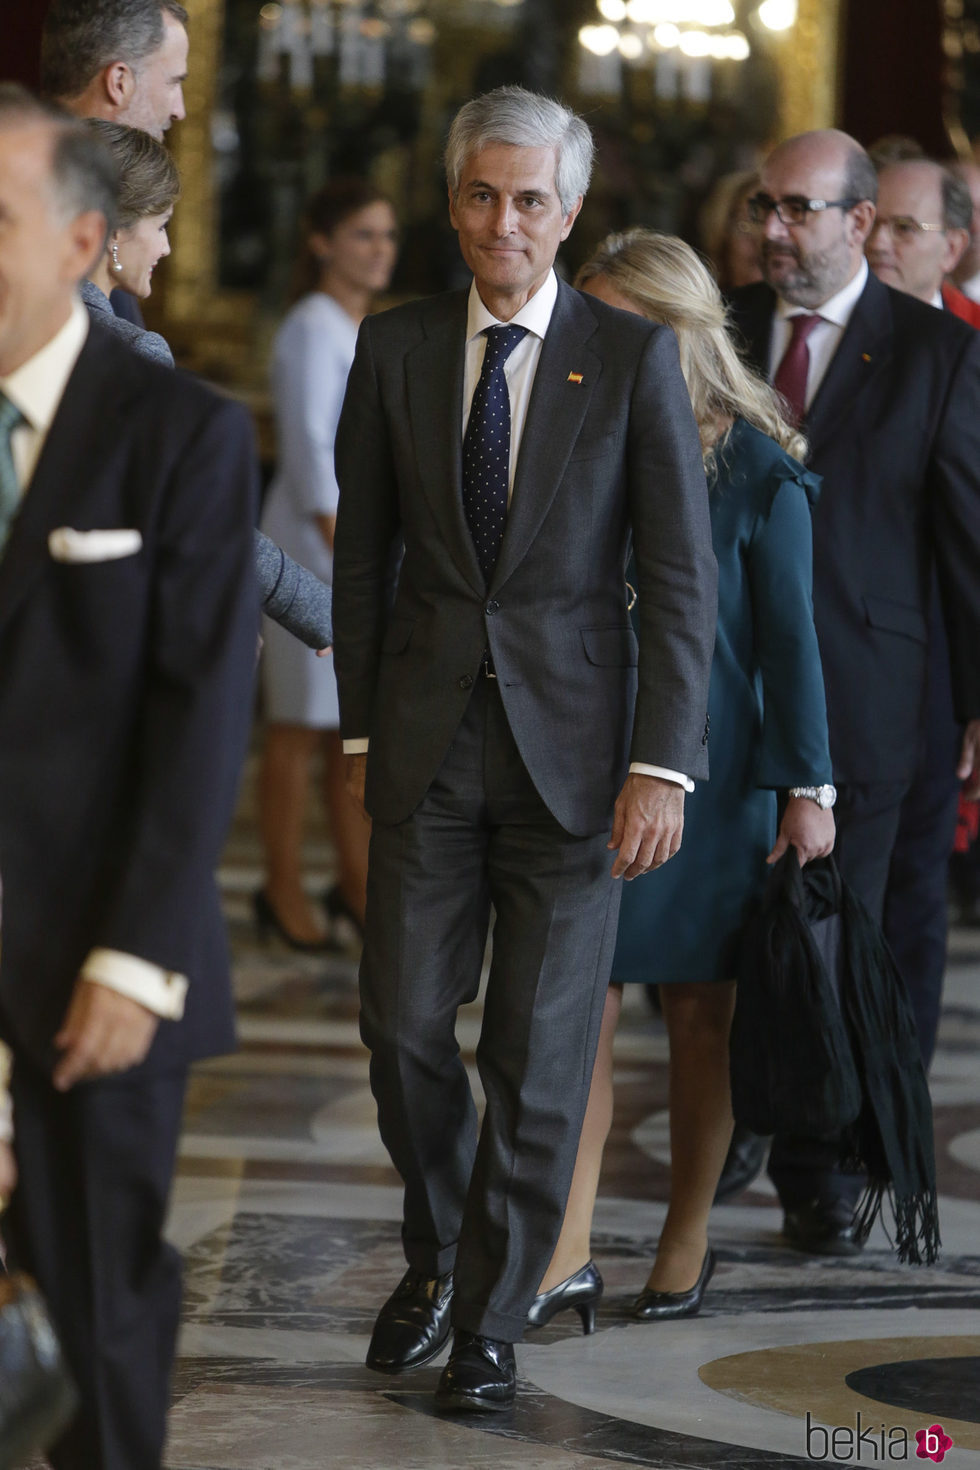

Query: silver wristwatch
[789,783,837,809]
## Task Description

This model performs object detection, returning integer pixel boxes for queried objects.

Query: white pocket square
[48,527,143,563]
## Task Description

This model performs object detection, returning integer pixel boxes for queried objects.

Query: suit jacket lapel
[405,291,485,596]
[0,325,126,640]
[804,273,892,456]
[491,280,599,591]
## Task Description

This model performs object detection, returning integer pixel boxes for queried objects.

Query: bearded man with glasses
[718,129,980,1254]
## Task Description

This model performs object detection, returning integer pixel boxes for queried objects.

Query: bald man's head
[756,130,877,308]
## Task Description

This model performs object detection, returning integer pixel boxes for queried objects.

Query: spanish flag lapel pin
[861,352,872,363]
[567,371,584,384]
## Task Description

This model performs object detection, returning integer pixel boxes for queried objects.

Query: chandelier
[579,0,751,66]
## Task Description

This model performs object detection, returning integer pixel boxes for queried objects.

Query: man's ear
[942,226,971,275]
[559,194,584,242]
[65,210,109,283]
[101,60,136,111]
[849,198,877,248]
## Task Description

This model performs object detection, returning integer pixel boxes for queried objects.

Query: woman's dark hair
[293,177,391,299]
[85,119,180,228]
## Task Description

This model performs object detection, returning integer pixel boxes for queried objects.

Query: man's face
[866,165,959,304]
[0,124,102,376]
[122,12,188,139]
[448,144,581,314]
[758,145,867,308]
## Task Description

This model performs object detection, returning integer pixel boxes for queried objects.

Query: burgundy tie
[773,313,823,426]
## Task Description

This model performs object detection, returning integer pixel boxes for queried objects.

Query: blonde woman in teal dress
[527,230,836,1333]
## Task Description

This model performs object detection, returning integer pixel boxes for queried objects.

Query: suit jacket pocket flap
[381,614,416,654]
[581,625,638,667]
[568,429,619,463]
[863,594,927,644]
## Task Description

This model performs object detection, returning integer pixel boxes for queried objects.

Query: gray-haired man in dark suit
[333,85,717,1412]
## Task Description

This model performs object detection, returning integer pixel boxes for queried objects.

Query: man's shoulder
[878,279,975,353]
[363,288,468,343]
[82,317,249,429]
[726,280,776,319]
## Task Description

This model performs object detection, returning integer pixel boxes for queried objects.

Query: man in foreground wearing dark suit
[333,86,717,1412]
[724,129,980,1252]
[0,88,257,1469]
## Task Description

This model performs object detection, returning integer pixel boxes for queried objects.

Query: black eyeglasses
[747,193,862,226]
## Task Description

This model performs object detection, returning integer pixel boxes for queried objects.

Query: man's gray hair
[445,85,594,215]
[941,167,974,232]
[41,0,188,103]
[0,84,119,237]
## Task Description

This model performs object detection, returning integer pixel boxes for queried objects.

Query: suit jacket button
[485,600,499,615]
[459,674,473,690]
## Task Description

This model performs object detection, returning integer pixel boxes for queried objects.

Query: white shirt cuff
[81,948,188,1021]
[343,738,370,754]
[629,763,694,793]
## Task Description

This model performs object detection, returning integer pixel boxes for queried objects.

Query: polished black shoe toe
[434,1331,516,1412]
[631,1248,716,1321]
[714,1124,768,1203]
[527,1260,603,1334]
[782,1200,862,1257]
[366,1268,454,1374]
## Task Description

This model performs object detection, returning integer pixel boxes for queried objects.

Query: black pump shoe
[252,889,328,953]
[631,1249,716,1322]
[434,1331,516,1412]
[527,1260,603,1335]
[366,1268,454,1374]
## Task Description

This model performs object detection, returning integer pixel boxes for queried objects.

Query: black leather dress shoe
[434,1331,516,1412]
[631,1248,716,1321]
[365,1268,454,1374]
[713,1124,768,1203]
[527,1260,603,1334]
[782,1200,862,1257]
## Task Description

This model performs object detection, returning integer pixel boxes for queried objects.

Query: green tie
[0,389,24,556]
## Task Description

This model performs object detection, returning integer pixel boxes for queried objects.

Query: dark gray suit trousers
[359,674,622,1343]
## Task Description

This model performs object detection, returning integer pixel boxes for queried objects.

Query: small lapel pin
[861,353,872,362]
[567,371,584,384]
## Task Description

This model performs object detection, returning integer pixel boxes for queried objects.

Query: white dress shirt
[768,257,869,411]
[0,298,186,1021]
[958,268,980,303]
[344,271,692,791]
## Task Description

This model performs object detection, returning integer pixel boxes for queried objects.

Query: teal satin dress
[612,417,833,986]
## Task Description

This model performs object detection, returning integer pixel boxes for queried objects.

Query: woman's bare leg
[324,731,369,926]
[259,723,328,943]
[644,980,736,1293]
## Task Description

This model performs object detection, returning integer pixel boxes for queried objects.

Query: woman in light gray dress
[258,181,398,948]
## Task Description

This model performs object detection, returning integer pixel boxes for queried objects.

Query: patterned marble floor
[162,768,980,1470]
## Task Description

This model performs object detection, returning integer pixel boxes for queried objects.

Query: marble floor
[161,768,980,1470]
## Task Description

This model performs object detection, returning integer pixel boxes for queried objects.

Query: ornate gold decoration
[768,0,843,139]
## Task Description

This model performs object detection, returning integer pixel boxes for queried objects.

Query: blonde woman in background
[528,230,835,1333]
[698,169,763,291]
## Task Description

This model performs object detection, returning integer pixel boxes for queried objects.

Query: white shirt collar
[931,289,945,309]
[466,268,559,344]
[0,298,89,433]
[775,256,868,329]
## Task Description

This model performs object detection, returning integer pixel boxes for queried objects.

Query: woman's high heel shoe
[631,1248,716,1322]
[527,1261,603,1335]
[253,889,328,953]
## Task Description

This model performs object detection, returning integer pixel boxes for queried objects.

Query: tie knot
[483,324,528,368]
[0,391,23,438]
[786,313,823,346]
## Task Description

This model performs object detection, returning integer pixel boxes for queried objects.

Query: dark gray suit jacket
[730,274,980,784]
[333,279,717,836]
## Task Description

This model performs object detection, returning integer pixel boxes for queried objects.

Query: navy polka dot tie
[462,324,527,583]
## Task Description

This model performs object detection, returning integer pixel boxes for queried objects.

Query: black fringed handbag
[731,850,940,1264]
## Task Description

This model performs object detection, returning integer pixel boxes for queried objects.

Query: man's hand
[766,795,836,866]
[52,980,159,1092]
[345,753,368,818]
[957,718,980,800]
[0,1141,15,1204]
[608,774,685,880]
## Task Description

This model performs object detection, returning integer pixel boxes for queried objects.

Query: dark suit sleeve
[93,396,259,974]
[333,317,401,741]
[627,326,718,779]
[929,331,980,724]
